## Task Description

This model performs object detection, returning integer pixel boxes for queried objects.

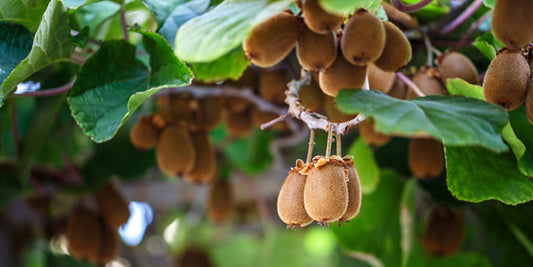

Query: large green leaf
[1,0,75,106]
[336,90,508,153]
[0,0,50,32]
[143,0,184,25]
[175,0,292,63]
[158,0,210,46]
[69,1,122,37]
[347,136,380,194]
[0,22,33,92]
[191,47,250,82]
[68,31,193,142]
[445,145,533,205]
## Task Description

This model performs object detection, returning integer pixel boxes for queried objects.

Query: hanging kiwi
[243,12,303,67]
[491,0,533,49]
[94,220,118,265]
[408,138,444,179]
[483,49,530,111]
[95,182,130,229]
[183,131,217,185]
[167,94,192,123]
[296,25,337,71]
[409,68,446,98]
[324,96,356,123]
[339,157,361,223]
[194,97,223,132]
[388,78,408,99]
[368,63,396,94]
[374,21,412,72]
[299,78,325,112]
[359,119,391,147]
[437,51,479,85]
[225,108,254,137]
[319,52,367,97]
[302,0,344,34]
[341,9,386,66]
[156,122,196,176]
[207,178,235,223]
[130,115,159,150]
[259,70,290,105]
[277,160,314,229]
[66,206,101,261]
[423,206,464,257]
[382,2,418,30]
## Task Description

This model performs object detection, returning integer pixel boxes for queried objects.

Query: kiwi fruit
[297,25,337,71]
[324,96,357,123]
[251,107,289,131]
[259,70,289,105]
[207,178,235,223]
[224,97,251,113]
[388,78,408,99]
[299,78,325,112]
[491,0,533,49]
[374,21,412,72]
[156,122,196,176]
[341,9,386,66]
[483,49,530,111]
[319,52,367,97]
[183,131,217,185]
[194,97,223,131]
[359,119,391,146]
[409,68,446,98]
[368,63,396,94]
[437,51,479,85]
[423,206,464,257]
[408,138,444,179]
[225,67,259,89]
[130,115,158,150]
[225,108,254,137]
[339,158,361,223]
[303,157,349,225]
[382,2,418,30]
[243,12,303,68]
[95,182,131,229]
[167,94,192,122]
[66,206,101,261]
[94,220,118,265]
[302,0,344,34]
[277,160,314,229]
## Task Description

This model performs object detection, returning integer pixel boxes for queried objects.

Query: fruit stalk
[325,125,333,158]
[306,129,315,163]
[396,72,426,97]
[336,133,342,156]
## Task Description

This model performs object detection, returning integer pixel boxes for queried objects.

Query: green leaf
[445,145,533,205]
[175,0,292,63]
[0,22,33,91]
[318,0,382,14]
[0,0,50,32]
[68,31,193,142]
[158,0,210,46]
[143,0,184,24]
[1,0,75,106]
[483,0,495,8]
[446,78,484,100]
[336,90,508,153]
[347,137,380,194]
[69,1,122,37]
[191,47,251,82]
[473,32,504,60]
[223,129,275,176]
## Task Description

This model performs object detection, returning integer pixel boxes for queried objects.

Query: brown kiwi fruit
[324,96,357,123]
[409,68,446,98]
[259,70,289,105]
[130,115,158,150]
[302,0,344,34]
[183,131,217,185]
[341,9,386,66]
[359,119,391,146]
[66,206,101,261]
[224,97,251,113]
[437,51,479,85]
[167,94,192,123]
[368,63,396,94]
[277,159,314,229]
[156,122,196,176]
[299,78,325,112]
[483,49,530,111]
[408,138,444,179]
[207,178,235,223]
[491,0,533,49]
[95,182,130,229]
[388,78,408,99]
[225,108,254,137]
[423,206,464,257]
[338,157,361,223]
[194,97,223,131]
[251,107,289,131]
[319,52,367,97]
[303,156,349,225]
[93,220,118,265]
[243,12,303,68]
[374,21,412,72]
[297,25,337,71]
[382,2,418,30]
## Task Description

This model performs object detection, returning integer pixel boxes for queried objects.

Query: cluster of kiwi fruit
[422,206,464,256]
[65,182,130,265]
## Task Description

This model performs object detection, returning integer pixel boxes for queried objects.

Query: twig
[325,125,333,158]
[440,0,484,35]
[455,11,491,50]
[306,129,315,164]
[10,100,20,160]
[396,72,426,97]
[120,6,129,42]
[390,0,434,13]
[260,113,292,130]
[15,81,75,97]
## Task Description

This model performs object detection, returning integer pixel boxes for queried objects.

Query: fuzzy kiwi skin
[66,206,101,261]
[324,96,356,123]
[319,54,367,97]
[438,52,479,85]
[95,183,131,229]
[491,0,533,49]
[483,50,530,111]
[368,64,396,94]
[168,95,192,123]
[183,132,217,185]
[339,159,361,223]
[409,68,446,98]
[302,0,344,34]
[297,25,337,71]
[225,108,254,137]
[423,206,464,257]
[304,159,349,225]
[359,119,391,146]
[408,138,444,179]
[243,12,303,68]
[299,78,325,112]
[130,116,158,150]
[259,70,289,105]
[374,21,412,72]
[156,122,196,176]
[341,9,386,66]
[207,179,235,223]
[388,78,408,99]
[277,167,314,229]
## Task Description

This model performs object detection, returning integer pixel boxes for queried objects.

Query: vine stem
[390,0,434,13]
[396,72,426,97]
[10,100,20,160]
[440,0,484,35]
[306,129,315,164]
[325,125,333,158]
[120,6,129,42]
[15,81,75,97]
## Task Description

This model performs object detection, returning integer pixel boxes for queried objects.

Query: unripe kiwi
[339,158,361,223]
[483,50,529,111]
[243,12,303,68]
[437,51,479,85]
[297,25,337,71]
[225,108,254,137]
[277,160,313,229]
[207,178,235,223]
[304,157,349,225]
[299,78,325,112]
[408,138,444,179]
[382,2,418,30]
[302,0,344,34]
[359,119,391,146]
[66,206,101,261]
[388,78,408,99]
[409,68,446,98]
[194,97,223,131]
[374,21,412,72]
[93,220,118,265]
[368,63,396,94]
[491,0,533,49]
[95,182,130,229]
[259,70,289,105]
[341,9,386,66]
[130,115,158,150]
[251,107,289,132]
[324,96,356,123]
[319,53,367,97]
[156,122,196,176]
[183,131,217,185]
[423,206,464,257]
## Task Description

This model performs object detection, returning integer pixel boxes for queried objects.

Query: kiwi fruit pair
[423,206,464,256]
[259,70,290,105]
[408,138,444,179]
[95,182,130,229]
[130,115,159,150]
[409,68,446,98]
[491,0,533,49]
[359,119,391,147]
[296,25,337,71]
[437,51,479,85]
[277,159,314,229]
[156,121,196,176]
[341,9,386,66]
[183,131,217,185]
[302,0,344,34]
[207,178,235,223]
